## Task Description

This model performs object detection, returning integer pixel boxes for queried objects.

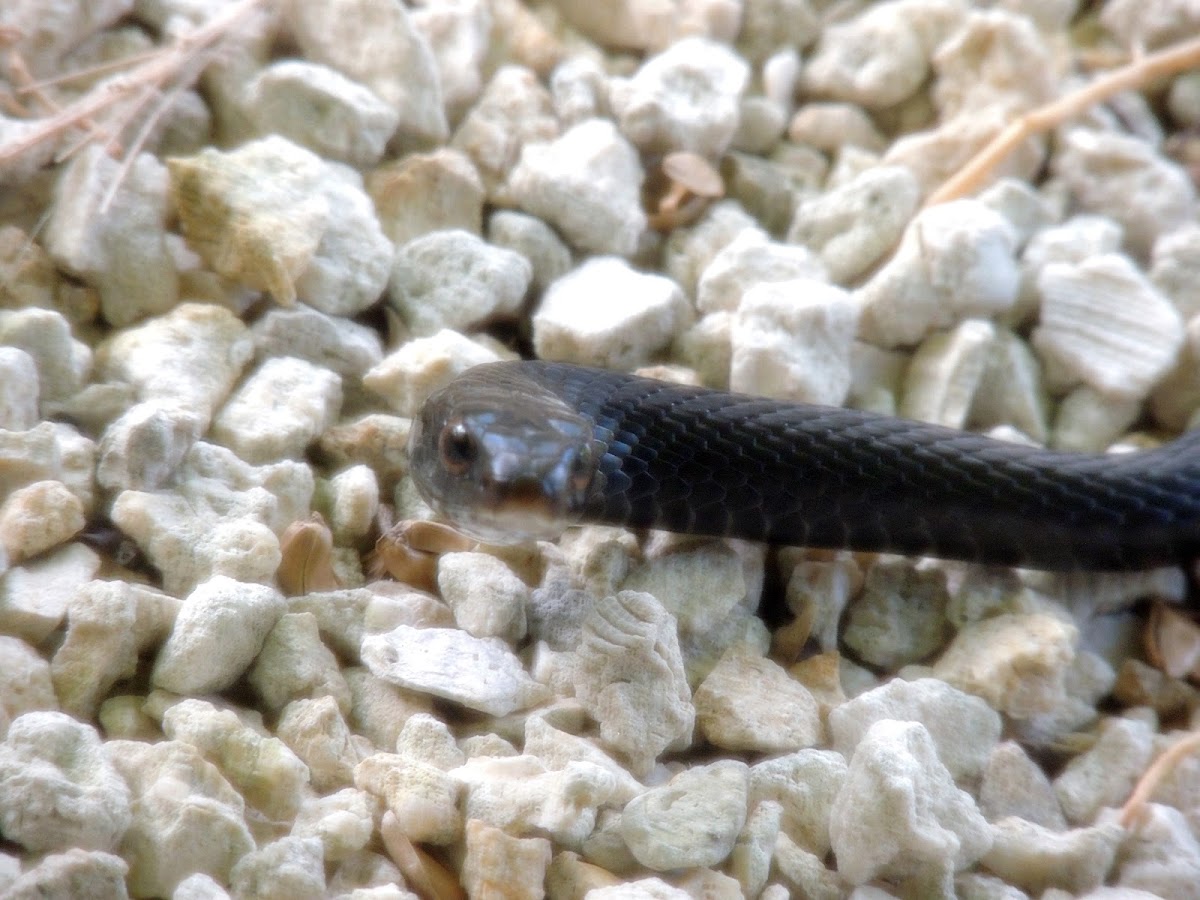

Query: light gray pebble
[550,56,610,126]
[0,308,91,403]
[857,199,1019,348]
[363,328,501,418]
[152,576,287,695]
[411,0,491,123]
[829,677,1001,783]
[901,319,995,428]
[1054,716,1156,826]
[389,229,532,337]
[979,740,1067,830]
[1015,215,1124,324]
[247,60,398,167]
[1,848,129,900]
[982,817,1122,896]
[830,719,992,886]
[452,65,558,201]
[0,347,37,430]
[0,711,131,854]
[211,357,343,465]
[843,562,950,670]
[696,230,824,314]
[620,760,749,870]
[0,543,99,646]
[44,146,177,327]
[1032,254,1184,402]
[1151,222,1200,321]
[286,0,447,148]
[96,302,253,427]
[0,635,56,725]
[438,552,528,642]
[487,210,573,292]
[96,400,204,492]
[970,329,1049,444]
[370,148,484,247]
[509,119,646,257]
[229,836,326,900]
[663,199,759,295]
[788,102,887,154]
[1053,128,1196,258]
[249,611,352,716]
[720,152,797,236]
[730,277,859,405]
[789,165,919,284]
[362,625,544,716]
[533,256,690,369]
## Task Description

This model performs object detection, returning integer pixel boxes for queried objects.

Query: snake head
[408,368,599,543]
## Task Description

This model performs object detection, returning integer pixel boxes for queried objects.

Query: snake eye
[438,421,477,476]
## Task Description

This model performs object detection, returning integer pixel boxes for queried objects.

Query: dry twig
[926,35,1200,206]
[1119,728,1200,830]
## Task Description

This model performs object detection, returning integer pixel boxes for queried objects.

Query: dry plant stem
[926,35,1200,206]
[0,0,266,169]
[1119,728,1200,829]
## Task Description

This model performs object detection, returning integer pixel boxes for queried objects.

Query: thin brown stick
[0,0,265,169]
[925,35,1200,207]
[1119,728,1200,830]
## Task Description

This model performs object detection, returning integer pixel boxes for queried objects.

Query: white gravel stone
[285,0,447,148]
[370,148,485,247]
[211,356,342,465]
[461,819,551,900]
[364,328,501,418]
[229,836,325,900]
[620,759,749,871]
[452,65,558,202]
[970,329,1049,444]
[104,738,254,897]
[487,210,573,293]
[0,308,91,403]
[169,138,392,315]
[1052,385,1141,453]
[789,165,920,284]
[509,119,646,257]
[729,799,781,898]
[612,37,748,158]
[0,480,84,563]
[1053,129,1197,258]
[0,347,37,430]
[1054,716,1156,826]
[803,0,965,108]
[1150,222,1200,321]
[748,750,846,857]
[843,561,950,669]
[290,787,377,862]
[533,257,690,369]
[0,636,56,726]
[585,879,692,900]
[362,625,544,716]
[411,0,491,123]
[0,423,61,500]
[44,145,177,327]
[1014,215,1124,325]
[51,580,178,720]
[857,199,1020,348]
[693,647,822,753]
[1114,802,1200,898]
[250,304,384,407]
[523,716,645,805]
[95,302,253,427]
[982,817,1122,896]
[1032,254,1184,402]
[0,712,131,854]
[979,740,1067,829]
[696,231,825,314]
[355,752,462,844]
[437,552,528,642]
[326,464,379,543]
[829,677,1001,783]
[152,576,287,695]
[455,754,616,844]
[1,848,129,900]
[249,611,352,717]
[389,229,531,338]
[247,60,398,167]
[571,591,694,776]
[162,699,310,821]
[730,277,859,406]
[933,612,1078,719]
[788,102,887,154]
[276,696,358,793]
[830,719,992,887]
[900,318,996,428]
[664,200,760,296]
[111,441,312,594]
[0,543,98,646]
[96,400,204,492]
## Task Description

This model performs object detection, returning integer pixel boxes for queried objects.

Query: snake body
[409,360,1200,571]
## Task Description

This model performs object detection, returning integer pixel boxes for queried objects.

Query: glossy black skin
[415,360,1200,571]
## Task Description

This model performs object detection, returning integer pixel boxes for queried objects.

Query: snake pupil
[439,421,477,475]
